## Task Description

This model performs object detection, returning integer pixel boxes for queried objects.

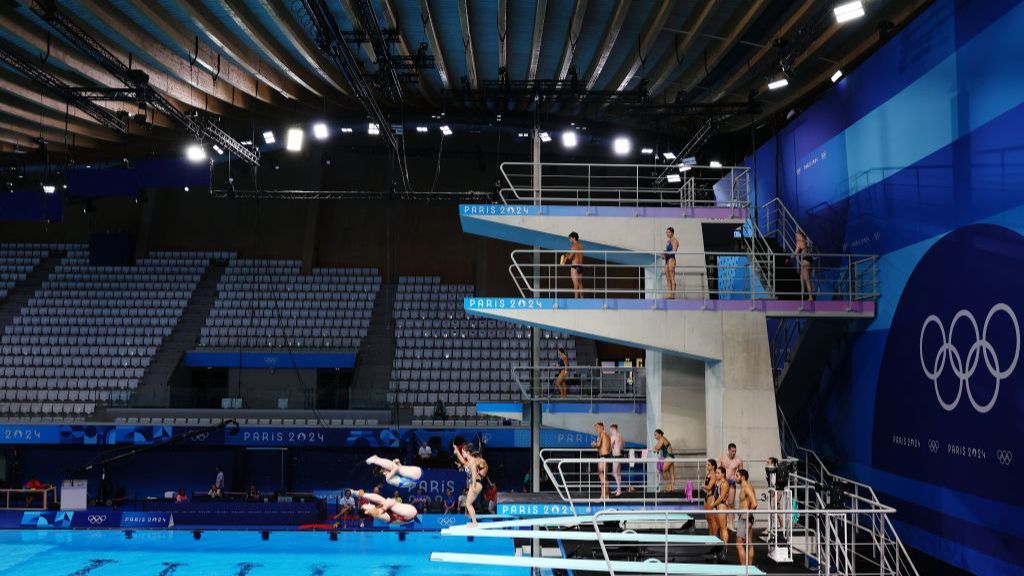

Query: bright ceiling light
[341,127,353,133]
[41,184,55,194]
[768,77,789,90]
[641,147,654,155]
[286,128,303,152]
[831,69,844,83]
[709,160,723,168]
[183,186,190,192]
[834,1,864,23]
[262,131,275,145]
[613,137,631,156]
[185,143,207,163]
[662,151,676,160]
[416,126,428,133]
[368,123,380,135]
[538,131,551,143]
[561,130,577,148]
[678,165,692,173]
[212,144,224,156]
[313,122,329,140]
[440,125,453,136]
[666,173,681,183]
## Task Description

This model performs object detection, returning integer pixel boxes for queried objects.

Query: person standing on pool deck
[653,429,676,491]
[591,421,611,501]
[609,424,624,496]
[735,469,758,566]
[565,232,585,298]
[663,227,680,298]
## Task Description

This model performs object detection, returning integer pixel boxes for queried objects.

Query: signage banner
[119,511,174,528]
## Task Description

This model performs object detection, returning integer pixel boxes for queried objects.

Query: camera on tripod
[765,458,795,490]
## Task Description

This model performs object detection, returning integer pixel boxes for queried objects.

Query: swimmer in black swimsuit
[793,231,814,301]
[566,232,585,298]
[663,227,679,298]
[554,347,570,397]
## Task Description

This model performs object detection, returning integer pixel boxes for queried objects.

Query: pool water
[0,530,529,576]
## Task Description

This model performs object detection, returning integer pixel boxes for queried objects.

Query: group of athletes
[354,437,491,527]
[703,443,758,565]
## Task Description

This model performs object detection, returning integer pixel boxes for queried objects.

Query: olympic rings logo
[437,515,457,527]
[919,303,1019,413]
[927,440,940,454]
[997,450,1013,466]
[87,515,107,524]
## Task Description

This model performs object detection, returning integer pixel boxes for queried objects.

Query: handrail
[759,197,811,256]
[510,365,645,402]
[498,162,750,210]
[508,248,880,303]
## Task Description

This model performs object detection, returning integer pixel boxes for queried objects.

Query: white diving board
[444,512,693,532]
[441,527,721,544]
[431,552,767,575]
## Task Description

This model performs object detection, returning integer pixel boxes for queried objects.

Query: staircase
[132,261,226,406]
[0,251,61,334]
[350,283,396,410]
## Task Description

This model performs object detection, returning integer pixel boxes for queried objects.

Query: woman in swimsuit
[652,429,676,492]
[663,227,679,299]
[366,455,423,489]
[793,231,814,301]
[465,451,488,527]
[554,347,570,398]
[359,490,419,525]
[706,466,732,549]
[702,459,718,536]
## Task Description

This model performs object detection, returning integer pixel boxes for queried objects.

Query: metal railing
[511,365,645,402]
[770,318,807,387]
[509,249,879,304]
[758,197,812,256]
[497,162,750,209]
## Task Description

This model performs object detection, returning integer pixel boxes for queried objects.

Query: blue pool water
[0,530,529,576]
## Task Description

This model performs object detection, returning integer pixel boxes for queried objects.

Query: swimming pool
[0,530,530,576]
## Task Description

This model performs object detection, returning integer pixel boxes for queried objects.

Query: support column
[530,128,542,493]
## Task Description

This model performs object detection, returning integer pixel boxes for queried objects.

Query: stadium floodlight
[440,125,453,136]
[709,160,723,168]
[41,184,55,194]
[313,122,329,140]
[183,186,190,192]
[185,143,207,163]
[286,128,304,152]
[538,131,551,142]
[368,123,380,135]
[831,70,844,83]
[517,132,529,138]
[666,173,681,184]
[262,131,275,144]
[678,165,692,173]
[613,137,632,156]
[416,126,428,133]
[341,127,353,133]
[561,130,577,148]
[662,151,676,160]
[212,144,224,155]
[641,147,654,155]
[768,77,789,90]
[834,1,864,23]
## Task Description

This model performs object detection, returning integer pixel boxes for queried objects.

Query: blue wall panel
[746,1,1024,573]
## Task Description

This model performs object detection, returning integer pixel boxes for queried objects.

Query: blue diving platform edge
[464,297,876,316]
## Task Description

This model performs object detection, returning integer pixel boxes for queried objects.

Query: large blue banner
[184,351,357,369]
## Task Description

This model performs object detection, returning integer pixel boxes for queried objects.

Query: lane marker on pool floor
[66,559,114,576]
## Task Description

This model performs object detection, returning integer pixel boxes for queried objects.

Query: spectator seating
[0,248,210,419]
[0,244,50,301]
[199,260,379,349]
[389,276,576,423]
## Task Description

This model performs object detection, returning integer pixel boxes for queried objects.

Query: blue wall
[748,1,1024,573]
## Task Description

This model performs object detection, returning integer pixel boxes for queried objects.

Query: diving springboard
[441,527,720,544]
[431,552,767,575]
[443,512,693,532]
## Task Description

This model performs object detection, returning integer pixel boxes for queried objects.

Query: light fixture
[834,1,864,23]
[262,131,275,145]
[709,160,723,168]
[286,128,303,152]
[440,125,453,136]
[538,131,551,143]
[313,122,329,140]
[678,165,691,173]
[368,123,380,135]
[41,184,55,194]
[641,148,654,155]
[613,137,631,156]
[183,186,190,192]
[185,143,207,163]
[831,69,844,83]
[517,132,529,138]
[340,127,353,133]
[662,151,676,160]
[768,77,789,90]
[666,173,681,183]
[416,126,428,133]
[212,144,224,156]
[561,130,577,148]
[680,156,697,166]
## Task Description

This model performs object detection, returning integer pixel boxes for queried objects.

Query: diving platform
[430,553,767,575]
